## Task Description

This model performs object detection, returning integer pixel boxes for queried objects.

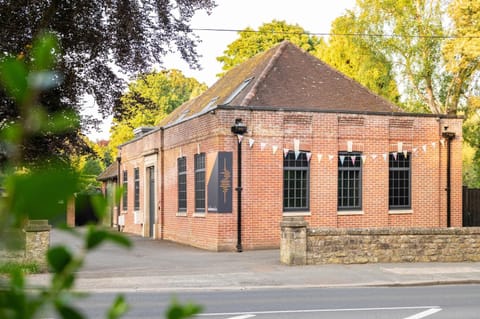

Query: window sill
[337,210,364,216]
[176,212,187,217]
[283,211,311,217]
[389,209,413,215]
[193,212,206,218]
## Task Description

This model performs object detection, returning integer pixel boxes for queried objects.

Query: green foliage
[4,165,79,225]
[109,69,207,155]
[0,32,203,319]
[107,295,129,319]
[216,20,324,76]
[316,12,401,105]
[0,262,39,275]
[166,299,202,319]
[463,142,480,188]
[347,0,480,115]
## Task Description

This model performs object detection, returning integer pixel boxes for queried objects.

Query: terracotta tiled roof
[161,41,401,126]
[97,162,118,181]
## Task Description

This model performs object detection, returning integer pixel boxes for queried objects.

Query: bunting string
[240,137,448,165]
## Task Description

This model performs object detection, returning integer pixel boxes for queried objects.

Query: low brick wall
[280,217,480,265]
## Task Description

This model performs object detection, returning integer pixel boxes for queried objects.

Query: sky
[86,0,356,141]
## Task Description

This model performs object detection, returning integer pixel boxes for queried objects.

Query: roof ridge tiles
[240,40,289,106]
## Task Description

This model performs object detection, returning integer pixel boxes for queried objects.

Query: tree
[109,69,207,155]
[216,20,324,76]
[0,0,215,164]
[316,12,401,105]
[71,139,109,194]
[349,0,479,115]
[442,0,480,115]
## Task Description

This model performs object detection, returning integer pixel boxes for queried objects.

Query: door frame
[143,152,158,238]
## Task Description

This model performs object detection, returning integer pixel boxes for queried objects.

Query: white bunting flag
[283,148,289,158]
[339,155,345,165]
[347,141,353,153]
[249,138,255,148]
[440,138,445,147]
[397,141,403,153]
[412,147,418,153]
[197,143,200,155]
[260,142,266,151]
[306,152,312,162]
[403,150,408,158]
[328,154,334,162]
[371,154,378,161]
[392,152,398,160]
[317,154,323,162]
[295,150,301,160]
[351,155,356,165]
[361,155,367,164]
[237,135,244,144]
[272,145,278,155]
[383,153,388,161]
[431,142,436,149]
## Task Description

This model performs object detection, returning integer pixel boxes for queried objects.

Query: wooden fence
[463,186,480,227]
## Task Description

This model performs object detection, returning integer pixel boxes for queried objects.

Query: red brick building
[113,41,462,251]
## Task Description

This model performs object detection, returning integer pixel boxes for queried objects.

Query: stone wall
[280,217,480,265]
[24,220,51,271]
[1,220,51,271]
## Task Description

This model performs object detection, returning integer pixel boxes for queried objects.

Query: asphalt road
[70,284,480,319]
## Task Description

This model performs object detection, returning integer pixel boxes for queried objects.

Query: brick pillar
[66,197,75,227]
[280,216,308,265]
[24,220,51,271]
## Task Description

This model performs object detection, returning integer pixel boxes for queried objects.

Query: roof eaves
[118,126,162,148]
[217,104,463,119]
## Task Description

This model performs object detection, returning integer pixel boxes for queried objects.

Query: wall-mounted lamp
[231,118,248,135]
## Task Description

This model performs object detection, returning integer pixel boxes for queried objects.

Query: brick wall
[119,108,463,251]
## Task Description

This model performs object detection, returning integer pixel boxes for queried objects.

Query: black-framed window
[194,153,206,212]
[122,170,128,211]
[134,167,140,210]
[178,157,187,212]
[389,152,411,209]
[283,151,309,211]
[338,152,362,210]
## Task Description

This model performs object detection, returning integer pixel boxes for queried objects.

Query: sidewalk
[27,229,480,292]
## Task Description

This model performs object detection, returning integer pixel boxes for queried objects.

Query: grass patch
[0,261,40,274]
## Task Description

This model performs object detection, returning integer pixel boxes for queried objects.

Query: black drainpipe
[442,130,456,227]
[231,119,247,252]
[116,152,121,231]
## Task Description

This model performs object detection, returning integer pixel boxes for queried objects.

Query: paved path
[27,229,480,292]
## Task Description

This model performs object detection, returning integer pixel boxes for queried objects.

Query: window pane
[178,157,187,211]
[122,170,128,210]
[389,152,411,209]
[283,151,309,211]
[134,168,140,210]
[194,154,206,212]
[338,152,362,210]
